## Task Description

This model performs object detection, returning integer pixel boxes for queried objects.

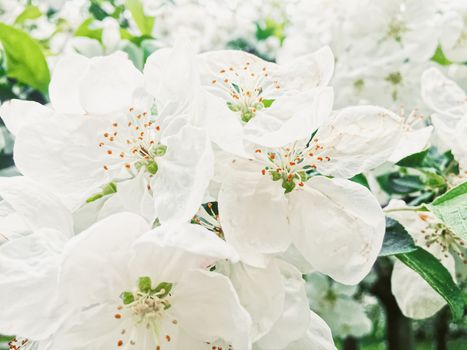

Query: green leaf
[75,18,103,41]
[377,172,424,194]
[14,5,42,24]
[126,0,155,36]
[379,217,417,256]
[431,46,452,66]
[396,149,429,168]
[89,1,109,21]
[0,23,50,93]
[396,248,464,321]
[350,173,370,189]
[428,182,467,241]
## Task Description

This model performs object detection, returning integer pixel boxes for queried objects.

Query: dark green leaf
[350,173,370,189]
[396,248,464,321]
[377,172,424,194]
[396,149,429,168]
[0,23,50,93]
[379,217,417,256]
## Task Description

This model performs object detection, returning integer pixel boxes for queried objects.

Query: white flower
[218,105,403,284]
[198,47,334,154]
[51,213,251,350]
[345,0,440,63]
[3,52,214,223]
[421,67,467,170]
[387,199,465,319]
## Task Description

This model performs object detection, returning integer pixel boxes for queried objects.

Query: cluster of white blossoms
[0,38,411,349]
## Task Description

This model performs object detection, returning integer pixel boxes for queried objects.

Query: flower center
[419,214,466,263]
[210,61,279,122]
[114,277,176,348]
[386,17,408,42]
[99,108,166,176]
[8,337,31,350]
[254,138,332,193]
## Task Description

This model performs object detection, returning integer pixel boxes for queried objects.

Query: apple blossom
[387,199,465,319]
[219,104,403,284]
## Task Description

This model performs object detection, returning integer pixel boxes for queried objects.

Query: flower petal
[226,260,285,340]
[49,54,90,114]
[219,165,291,267]
[0,228,69,339]
[284,311,336,350]
[154,125,213,224]
[255,261,311,349]
[0,176,73,236]
[59,213,150,307]
[391,260,450,319]
[278,46,335,90]
[312,105,403,178]
[79,52,144,115]
[171,269,252,350]
[288,176,385,285]
[130,222,239,282]
[0,99,52,136]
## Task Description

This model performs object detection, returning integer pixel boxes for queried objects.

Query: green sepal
[138,276,152,293]
[146,160,158,175]
[282,179,296,193]
[121,291,135,305]
[152,282,173,298]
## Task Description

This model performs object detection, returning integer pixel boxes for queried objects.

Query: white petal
[59,213,150,307]
[79,52,144,115]
[0,176,73,236]
[0,99,52,136]
[284,311,336,350]
[244,88,333,148]
[219,166,291,267]
[391,260,448,319]
[255,261,311,349]
[388,126,433,163]
[203,92,248,156]
[0,228,69,339]
[227,260,285,340]
[14,117,109,207]
[130,222,239,282]
[144,39,199,109]
[154,125,213,224]
[172,269,252,350]
[313,106,403,178]
[278,46,335,90]
[421,67,467,118]
[288,177,385,285]
[49,54,90,114]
